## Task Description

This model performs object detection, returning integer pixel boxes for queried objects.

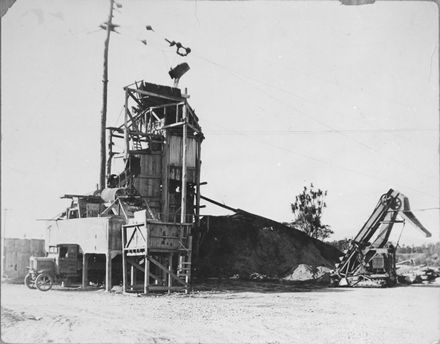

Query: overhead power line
[206,128,435,135]
[191,53,437,181]
[67,8,437,199]
[203,117,438,200]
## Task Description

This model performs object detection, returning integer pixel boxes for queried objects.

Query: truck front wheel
[24,273,36,289]
[35,273,53,292]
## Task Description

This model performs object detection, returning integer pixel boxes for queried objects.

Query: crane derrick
[333,189,431,287]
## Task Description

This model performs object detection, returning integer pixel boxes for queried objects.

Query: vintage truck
[24,244,83,291]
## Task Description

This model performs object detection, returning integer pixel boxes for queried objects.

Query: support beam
[150,110,161,122]
[124,89,129,159]
[144,226,149,294]
[149,102,184,111]
[178,254,184,277]
[180,98,188,223]
[127,89,143,107]
[126,257,162,283]
[82,254,88,288]
[186,236,192,293]
[125,87,184,102]
[147,286,186,292]
[161,256,167,284]
[105,252,112,292]
[124,107,143,144]
[195,140,202,227]
[168,253,173,294]
[161,132,170,221]
[125,225,140,247]
[161,121,185,130]
[148,256,186,286]
[130,264,136,288]
[199,195,237,213]
[117,109,147,132]
[122,227,127,292]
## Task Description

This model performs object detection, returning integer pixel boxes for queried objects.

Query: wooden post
[105,252,112,292]
[106,129,113,180]
[121,226,127,293]
[144,225,149,294]
[194,142,202,258]
[124,88,129,159]
[99,0,115,190]
[180,96,188,223]
[195,140,202,226]
[178,254,184,276]
[185,236,193,294]
[168,253,173,294]
[161,132,169,221]
[161,256,167,284]
[82,254,88,288]
[130,264,136,289]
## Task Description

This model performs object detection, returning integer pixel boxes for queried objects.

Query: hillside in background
[328,240,440,267]
[396,242,440,266]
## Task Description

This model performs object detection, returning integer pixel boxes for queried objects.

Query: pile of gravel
[193,213,341,281]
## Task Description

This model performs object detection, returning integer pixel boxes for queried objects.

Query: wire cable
[191,53,438,181]
[203,118,437,199]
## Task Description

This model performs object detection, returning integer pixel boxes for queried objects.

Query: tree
[291,183,333,240]
[329,238,350,252]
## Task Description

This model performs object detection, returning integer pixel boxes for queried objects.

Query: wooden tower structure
[107,81,203,293]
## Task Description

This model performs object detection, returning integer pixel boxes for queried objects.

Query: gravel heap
[193,213,341,281]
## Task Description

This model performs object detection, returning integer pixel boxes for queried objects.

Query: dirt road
[1,282,439,344]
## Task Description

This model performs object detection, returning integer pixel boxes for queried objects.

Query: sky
[2,0,439,246]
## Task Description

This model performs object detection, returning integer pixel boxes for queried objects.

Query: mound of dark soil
[193,212,342,280]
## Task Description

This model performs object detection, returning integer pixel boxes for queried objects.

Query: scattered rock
[316,266,332,278]
[111,285,123,293]
[397,266,440,284]
[281,264,332,284]
[249,272,268,281]
[283,264,316,281]
[338,278,349,287]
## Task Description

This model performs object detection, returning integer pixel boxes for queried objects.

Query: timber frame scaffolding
[108,81,203,293]
[122,212,192,293]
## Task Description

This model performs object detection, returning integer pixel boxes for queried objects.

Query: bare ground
[1,282,439,344]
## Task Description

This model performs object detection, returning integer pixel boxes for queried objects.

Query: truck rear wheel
[24,273,36,289]
[35,273,53,292]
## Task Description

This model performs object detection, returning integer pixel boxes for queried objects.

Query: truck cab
[47,244,82,278]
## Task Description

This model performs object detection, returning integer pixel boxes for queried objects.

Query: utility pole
[2,209,7,278]
[2,208,6,239]
[99,0,115,190]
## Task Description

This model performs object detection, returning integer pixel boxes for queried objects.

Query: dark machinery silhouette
[333,189,431,287]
